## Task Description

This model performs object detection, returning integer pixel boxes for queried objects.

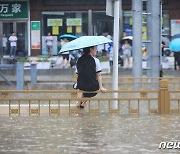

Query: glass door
[16,22,28,56]
[1,21,28,57]
[2,22,13,56]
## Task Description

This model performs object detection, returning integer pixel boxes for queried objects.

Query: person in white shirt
[60,38,70,68]
[122,40,131,68]
[45,32,54,57]
[9,32,17,57]
[2,33,7,56]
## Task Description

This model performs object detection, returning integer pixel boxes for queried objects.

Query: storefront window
[162,11,170,38]
[42,11,88,55]
[123,10,170,39]
[123,11,133,36]
[92,11,113,36]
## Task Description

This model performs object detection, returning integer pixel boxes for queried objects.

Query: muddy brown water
[0,115,179,154]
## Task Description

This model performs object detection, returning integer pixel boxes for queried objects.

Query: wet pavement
[0,115,179,154]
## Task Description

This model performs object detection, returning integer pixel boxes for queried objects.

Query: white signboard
[66,18,82,26]
[171,20,180,36]
[31,21,40,49]
[106,0,122,17]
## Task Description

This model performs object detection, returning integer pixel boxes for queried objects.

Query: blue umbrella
[59,36,113,53]
[172,34,180,40]
[59,34,77,40]
[169,38,180,52]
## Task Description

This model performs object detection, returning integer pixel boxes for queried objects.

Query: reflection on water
[0,115,179,154]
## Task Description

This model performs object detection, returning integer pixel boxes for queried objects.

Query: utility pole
[132,0,142,89]
[112,0,120,109]
[151,0,161,81]
[88,10,93,35]
[106,0,121,109]
[146,0,152,77]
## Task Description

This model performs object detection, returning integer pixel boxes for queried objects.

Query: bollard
[158,79,170,114]
[16,62,24,90]
[31,63,37,84]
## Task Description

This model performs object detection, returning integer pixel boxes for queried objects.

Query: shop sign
[31,21,41,49]
[47,19,62,26]
[0,1,28,19]
[66,18,82,26]
[171,20,180,36]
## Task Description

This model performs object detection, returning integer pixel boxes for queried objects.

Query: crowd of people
[2,32,18,58]
[1,32,179,70]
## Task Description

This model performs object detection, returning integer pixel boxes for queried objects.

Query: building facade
[0,0,180,56]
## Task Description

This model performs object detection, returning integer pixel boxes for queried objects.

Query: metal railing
[101,77,180,90]
[170,90,180,114]
[0,80,179,116]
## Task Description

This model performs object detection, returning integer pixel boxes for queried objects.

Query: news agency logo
[159,141,180,149]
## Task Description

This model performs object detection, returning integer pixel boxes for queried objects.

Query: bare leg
[50,46,52,56]
[127,56,130,68]
[77,93,87,108]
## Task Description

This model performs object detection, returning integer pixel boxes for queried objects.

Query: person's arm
[9,37,12,42]
[51,36,54,42]
[96,72,107,93]
[122,45,125,50]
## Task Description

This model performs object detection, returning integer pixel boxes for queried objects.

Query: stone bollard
[158,79,170,114]
[31,63,37,84]
[16,62,24,90]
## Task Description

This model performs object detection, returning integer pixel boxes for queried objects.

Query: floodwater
[0,115,179,154]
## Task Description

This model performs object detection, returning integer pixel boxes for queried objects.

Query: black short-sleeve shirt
[76,55,101,91]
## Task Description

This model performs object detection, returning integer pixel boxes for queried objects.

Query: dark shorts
[83,92,97,98]
[62,54,69,60]
[47,45,52,51]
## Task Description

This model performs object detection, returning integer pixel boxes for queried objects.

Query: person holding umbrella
[169,38,180,70]
[60,36,112,108]
[122,40,131,68]
[76,46,107,108]
[174,52,180,70]
[59,34,77,68]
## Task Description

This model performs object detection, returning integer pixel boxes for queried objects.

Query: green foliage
[17,57,30,62]
[99,56,108,62]
[37,55,49,62]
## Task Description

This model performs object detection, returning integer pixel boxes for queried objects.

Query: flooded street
[0,115,179,154]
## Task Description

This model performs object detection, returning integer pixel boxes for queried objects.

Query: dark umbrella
[59,34,77,41]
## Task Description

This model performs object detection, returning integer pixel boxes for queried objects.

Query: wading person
[76,46,107,108]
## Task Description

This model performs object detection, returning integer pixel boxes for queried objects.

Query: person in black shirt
[76,46,107,108]
[174,52,180,70]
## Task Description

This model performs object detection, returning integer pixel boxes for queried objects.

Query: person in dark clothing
[76,46,107,108]
[174,52,180,70]
[161,42,165,56]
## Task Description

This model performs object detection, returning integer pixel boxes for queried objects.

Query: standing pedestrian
[109,45,113,66]
[76,46,107,108]
[2,33,7,56]
[174,52,180,70]
[45,32,54,57]
[122,40,131,68]
[60,38,70,68]
[9,32,17,58]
